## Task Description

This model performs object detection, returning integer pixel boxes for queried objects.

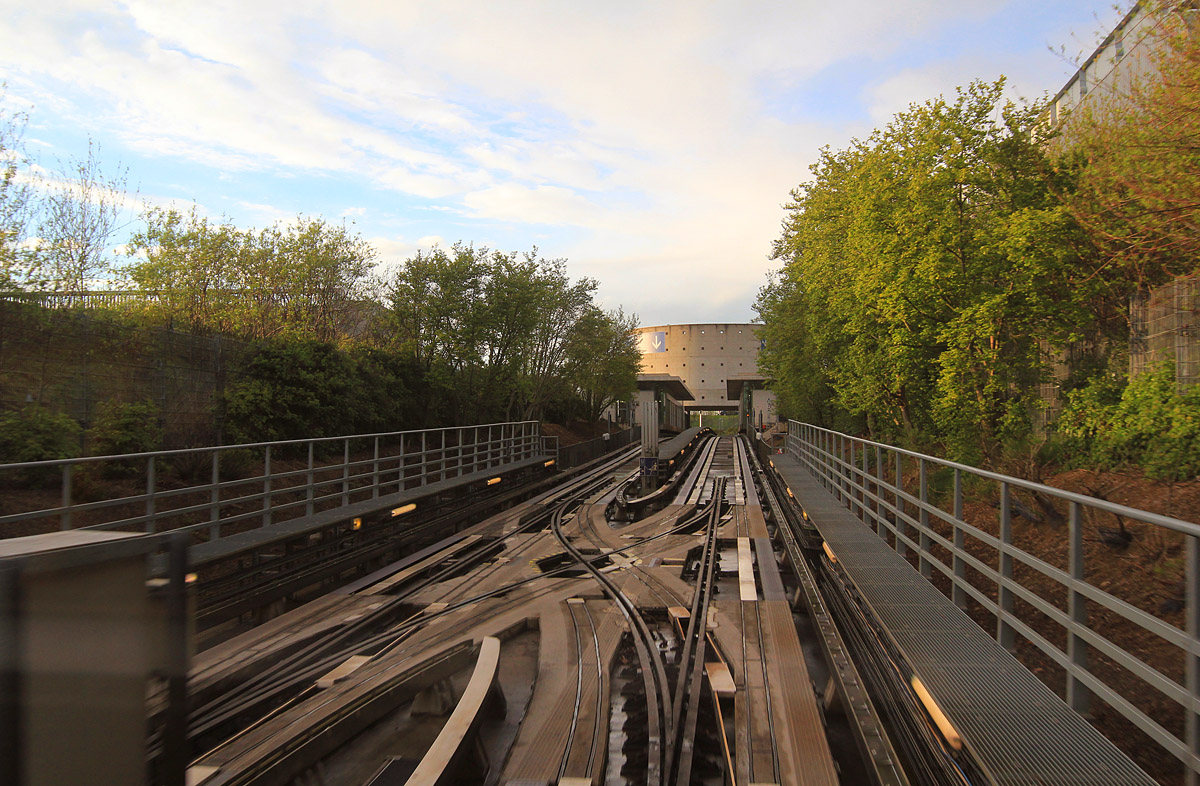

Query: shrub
[88,399,163,457]
[1055,360,1200,480]
[0,406,82,486]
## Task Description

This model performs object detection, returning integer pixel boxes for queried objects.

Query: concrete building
[633,323,765,411]
[1043,1,1162,131]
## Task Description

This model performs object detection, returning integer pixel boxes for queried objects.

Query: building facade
[633,323,763,410]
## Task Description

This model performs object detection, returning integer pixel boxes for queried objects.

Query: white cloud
[0,0,1112,323]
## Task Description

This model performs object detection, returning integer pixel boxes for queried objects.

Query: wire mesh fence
[0,301,251,448]
[1132,275,1200,390]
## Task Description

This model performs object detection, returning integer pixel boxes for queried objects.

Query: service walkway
[770,452,1156,786]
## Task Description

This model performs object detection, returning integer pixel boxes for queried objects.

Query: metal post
[1187,534,1200,786]
[162,532,190,786]
[1067,501,1091,715]
[209,452,220,541]
[146,456,157,534]
[861,443,870,526]
[918,458,931,578]
[262,446,272,528]
[952,469,967,608]
[0,562,21,786]
[306,443,315,517]
[998,482,1016,651]
[874,445,884,536]
[372,436,380,499]
[895,450,906,557]
[342,438,351,506]
[421,432,428,487]
[60,464,72,531]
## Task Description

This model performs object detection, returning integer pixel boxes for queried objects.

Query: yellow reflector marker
[911,676,963,750]
[544,459,556,467]
[786,487,794,498]
[391,503,416,517]
[185,573,198,584]
[352,517,362,530]
[487,477,502,486]
[822,542,837,564]
[769,460,774,468]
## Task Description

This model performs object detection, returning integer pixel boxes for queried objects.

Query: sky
[0,1,1126,326]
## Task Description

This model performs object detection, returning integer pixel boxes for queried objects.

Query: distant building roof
[726,373,768,400]
[636,373,695,401]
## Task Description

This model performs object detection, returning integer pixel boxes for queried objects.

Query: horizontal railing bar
[0,420,542,472]
[803,424,1198,536]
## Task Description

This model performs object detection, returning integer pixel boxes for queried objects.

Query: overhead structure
[635,373,694,493]
[634,323,763,411]
[726,373,775,435]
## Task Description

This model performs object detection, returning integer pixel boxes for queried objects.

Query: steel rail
[550,498,672,786]
[669,476,725,786]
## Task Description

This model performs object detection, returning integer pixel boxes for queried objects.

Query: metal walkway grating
[772,454,1157,785]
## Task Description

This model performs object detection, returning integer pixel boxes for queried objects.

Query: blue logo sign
[640,331,667,354]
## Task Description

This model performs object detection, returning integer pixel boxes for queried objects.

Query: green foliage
[1062,4,1200,290]
[1056,360,1200,480]
[385,242,633,424]
[221,340,427,445]
[126,208,373,342]
[758,78,1111,463]
[87,399,162,457]
[0,406,80,484]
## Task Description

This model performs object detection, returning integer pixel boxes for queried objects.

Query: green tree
[0,86,38,291]
[384,243,604,423]
[1062,2,1200,292]
[126,208,373,341]
[564,306,641,424]
[759,79,1104,462]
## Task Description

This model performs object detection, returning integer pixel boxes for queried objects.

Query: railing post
[998,481,1016,651]
[918,458,931,578]
[306,442,315,517]
[952,468,967,608]
[146,456,157,534]
[60,463,72,530]
[873,445,884,536]
[1067,501,1091,715]
[421,432,428,487]
[895,450,906,558]
[342,438,351,507]
[209,452,221,541]
[372,436,381,499]
[1187,533,1200,786]
[262,446,273,528]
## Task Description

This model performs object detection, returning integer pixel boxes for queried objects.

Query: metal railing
[787,421,1200,780]
[557,426,640,469]
[0,421,553,542]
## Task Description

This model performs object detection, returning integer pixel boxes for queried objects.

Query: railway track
[158,432,999,786]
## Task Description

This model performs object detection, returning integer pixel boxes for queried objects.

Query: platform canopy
[637,373,695,401]
[726,373,768,400]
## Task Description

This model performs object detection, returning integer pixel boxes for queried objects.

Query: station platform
[769,452,1156,786]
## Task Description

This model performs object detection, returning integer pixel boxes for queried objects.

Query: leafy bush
[88,399,162,456]
[0,405,81,463]
[1055,360,1200,480]
[0,406,81,486]
[222,341,427,447]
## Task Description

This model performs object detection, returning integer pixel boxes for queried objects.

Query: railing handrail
[0,420,543,472]
[792,421,1199,536]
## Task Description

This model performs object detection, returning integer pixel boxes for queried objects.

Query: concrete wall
[634,323,762,409]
